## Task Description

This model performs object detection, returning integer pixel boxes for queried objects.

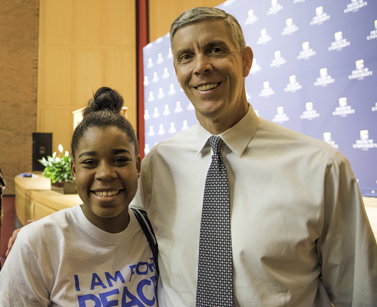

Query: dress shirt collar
[196,104,260,157]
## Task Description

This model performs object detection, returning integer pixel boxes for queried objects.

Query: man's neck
[197,104,249,135]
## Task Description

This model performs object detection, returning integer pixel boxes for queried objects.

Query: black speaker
[32,133,52,171]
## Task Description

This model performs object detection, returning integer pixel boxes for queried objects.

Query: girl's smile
[71,126,140,233]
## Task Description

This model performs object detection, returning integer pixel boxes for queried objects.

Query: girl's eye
[114,157,129,164]
[81,160,96,167]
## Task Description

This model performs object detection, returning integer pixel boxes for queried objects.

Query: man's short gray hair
[170,7,246,54]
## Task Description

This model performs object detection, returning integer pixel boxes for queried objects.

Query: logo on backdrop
[162,105,170,116]
[300,102,320,120]
[174,101,183,113]
[259,81,275,97]
[168,122,177,134]
[310,6,330,25]
[314,68,335,87]
[297,42,316,60]
[156,53,164,64]
[162,68,170,79]
[257,29,272,45]
[323,132,339,149]
[144,144,150,155]
[372,102,377,112]
[147,58,154,68]
[272,107,289,124]
[148,91,155,102]
[167,48,173,59]
[293,0,306,3]
[246,87,251,100]
[367,20,377,40]
[244,10,258,25]
[157,88,165,99]
[267,0,283,15]
[153,107,160,118]
[282,18,299,36]
[158,124,165,135]
[181,120,189,131]
[332,97,355,117]
[328,31,351,51]
[353,130,377,151]
[344,0,367,13]
[144,110,150,120]
[152,72,159,83]
[250,58,261,74]
[270,51,287,67]
[348,59,373,80]
[284,75,302,93]
[187,102,194,111]
[148,126,155,137]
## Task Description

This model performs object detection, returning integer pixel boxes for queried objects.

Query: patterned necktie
[196,136,234,307]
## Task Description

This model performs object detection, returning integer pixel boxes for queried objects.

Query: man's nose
[193,55,212,75]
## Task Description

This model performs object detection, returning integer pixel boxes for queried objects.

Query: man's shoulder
[257,117,338,154]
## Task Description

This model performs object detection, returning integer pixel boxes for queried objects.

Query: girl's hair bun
[83,87,123,117]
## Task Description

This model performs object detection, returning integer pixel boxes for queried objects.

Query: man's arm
[318,152,377,305]
[5,219,36,257]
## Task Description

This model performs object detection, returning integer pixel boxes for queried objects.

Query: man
[7,6,377,307]
[135,6,377,306]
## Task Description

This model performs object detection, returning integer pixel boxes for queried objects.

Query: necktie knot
[209,136,224,155]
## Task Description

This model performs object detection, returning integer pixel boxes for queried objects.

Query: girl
[0,87,158,306]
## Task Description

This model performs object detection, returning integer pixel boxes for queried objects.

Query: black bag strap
[130,207,159,278]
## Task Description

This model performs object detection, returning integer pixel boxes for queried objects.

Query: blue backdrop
[143,0,377,196]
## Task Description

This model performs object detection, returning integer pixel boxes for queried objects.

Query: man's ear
[242,46,253,78]
[70,158,76,179]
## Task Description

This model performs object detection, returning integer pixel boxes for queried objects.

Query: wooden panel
[104,48,137,129]
[104,0,135,46]
[75,0,103,46]
[149,0,180,42]
[15,186,26,225]
[42,0,74,46]
[149,0,225,42]
[43,108,73,154]
[38,0,137,153]
[75,49,104,106]
[31,200,58,221]
[40,49,72,106]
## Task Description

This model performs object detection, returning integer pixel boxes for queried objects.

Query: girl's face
[71,126,140,232]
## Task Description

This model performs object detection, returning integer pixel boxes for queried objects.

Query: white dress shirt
[133,105,377,306]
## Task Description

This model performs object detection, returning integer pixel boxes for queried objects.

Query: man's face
[172,19,253,129]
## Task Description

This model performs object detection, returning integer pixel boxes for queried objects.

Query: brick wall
[0,0,39,195]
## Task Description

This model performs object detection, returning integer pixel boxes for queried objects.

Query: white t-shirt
[134,105,377,306]
[0,205,158,307]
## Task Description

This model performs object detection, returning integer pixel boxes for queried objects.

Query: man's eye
[180,54,192,61]
[212,47,222,53]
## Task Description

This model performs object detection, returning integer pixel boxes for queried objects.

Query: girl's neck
[80,205,130,233]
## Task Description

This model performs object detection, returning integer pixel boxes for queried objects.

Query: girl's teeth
[94,191,119,197]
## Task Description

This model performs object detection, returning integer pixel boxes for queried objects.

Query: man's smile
[195,82,220,91]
